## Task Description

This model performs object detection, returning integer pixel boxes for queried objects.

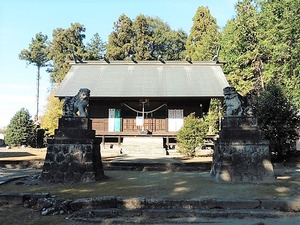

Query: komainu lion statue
[63,88,90,117]
[223,86,242,116]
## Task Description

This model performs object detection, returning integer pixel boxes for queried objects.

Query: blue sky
[0,0,237,128]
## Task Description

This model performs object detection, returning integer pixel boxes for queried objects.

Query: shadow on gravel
[0,168,299,201]
[0,153,299,201]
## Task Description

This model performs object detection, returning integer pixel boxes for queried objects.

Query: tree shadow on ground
[1,157,299,203]
[0,152,35,158]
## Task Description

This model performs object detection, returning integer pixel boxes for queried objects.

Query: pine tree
[5,108,36,147]
[186,6,220,61]
[19,32,49,120]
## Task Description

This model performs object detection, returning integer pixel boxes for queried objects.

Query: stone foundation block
[40,117,106,183]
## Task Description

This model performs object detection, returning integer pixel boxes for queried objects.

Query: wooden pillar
[102,135,105,149]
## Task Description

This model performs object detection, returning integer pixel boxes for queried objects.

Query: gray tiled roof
[55,61,229,98]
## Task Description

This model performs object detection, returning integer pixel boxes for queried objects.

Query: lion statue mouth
[63,88,90,117]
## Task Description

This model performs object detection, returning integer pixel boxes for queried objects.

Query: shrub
[253,84,300,159]
[176,113,209,157]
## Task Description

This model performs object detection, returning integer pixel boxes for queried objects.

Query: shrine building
[55,60,229,148]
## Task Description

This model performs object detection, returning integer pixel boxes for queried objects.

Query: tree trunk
[36,66,40,121]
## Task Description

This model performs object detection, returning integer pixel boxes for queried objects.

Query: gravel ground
[0,147,299,225]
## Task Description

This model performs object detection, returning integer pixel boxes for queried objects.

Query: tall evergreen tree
[48,23,86,83]
[19,32,49,120]
[167,29,188,60]
[132,14,153,60]
[107,14,187,61]
[186,6,220,61]
[85,33,106,60]
[106,14,134,60]
[220,0,261,95]
[258,0,300,108]
[5,108,36,147]
[147,17,187,60]
[146,16,170,59]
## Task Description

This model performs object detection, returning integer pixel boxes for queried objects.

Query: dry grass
[1,147,300,225]
[0,170,299,225]
[1,147,299,201]
[1,170,298,200]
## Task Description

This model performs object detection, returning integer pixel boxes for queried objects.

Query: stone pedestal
[40,117,106,183]
[211,116,274,182]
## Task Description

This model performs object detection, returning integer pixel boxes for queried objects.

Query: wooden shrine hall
[55,60,229,149]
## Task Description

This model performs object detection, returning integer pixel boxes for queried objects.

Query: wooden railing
[91,118,167,134]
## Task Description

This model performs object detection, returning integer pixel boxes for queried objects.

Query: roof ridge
[67,60,225,66]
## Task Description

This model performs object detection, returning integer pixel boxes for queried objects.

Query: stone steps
[102,160,211,172]
[1,193,299,223]
[120,137,166,156]
[68,197,299,223]
[102,161,211,172]
[72,208,290,223]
